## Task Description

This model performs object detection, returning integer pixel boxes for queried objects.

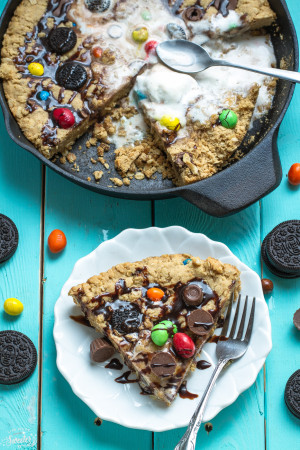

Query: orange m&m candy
[92,47,103,58]
[48,229,67,253]
[147,287,164,301]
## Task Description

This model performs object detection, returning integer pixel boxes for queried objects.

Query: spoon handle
[214,59,300,83]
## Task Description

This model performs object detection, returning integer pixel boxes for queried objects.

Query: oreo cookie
[0,214,19,263]
[48,27,77,55]
[56,62,87,91]
[284,370,300,419]
[85,0,110,13]
[0,331,37,385]
[262,220,300,278]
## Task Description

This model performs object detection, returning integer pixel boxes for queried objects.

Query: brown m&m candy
[187,309,214,336]
[90,338,115,362]
[150,352,176,377]
[293,309,300,331]
[182,284,203,306]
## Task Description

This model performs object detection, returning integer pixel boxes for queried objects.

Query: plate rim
[53,226,272,431]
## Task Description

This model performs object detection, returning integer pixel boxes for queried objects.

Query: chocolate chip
[150,352,176,378]
[184,6,204,21]
[85,0,110,12]
[182,284,203,306]
[0,214,19,263]
[261,278,274,294]
[48,27,77,55]
[0,331,37,385]
[187,310,214,336]
[293,309,300,331]
[284,370,300,418]
[90,338,115,362]
[56,62,87,91]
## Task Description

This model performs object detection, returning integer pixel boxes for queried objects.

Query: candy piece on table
[166,23,186,40]
[108,24,122,39]
[150,351,176,377]
[147,287,164,301]
[37,90,50,101]
[0,330,37,385]
[173,332,195,359]
[132,27,148,43]
[0,214,19,263]
[134,89,147,102]
[182,283,203,306]
[90,338,115,362]
[56,62,87,90]
[4,298,23,316]
[219,109,238,129]
[293,309,300,330]
[261,278,273,294]
[48,27,77,54]
[159,115,180,131]
[92,47,103,58]
[48,229,67,253]
[187,309,214,336]
[284,370,300,418]
[85,0,110,12]
[160,320,177,335]
[183,258,192,265]
[144,40,158,55]
[53,108,75,129]
[28,62,44,76]
[288,163,300,186]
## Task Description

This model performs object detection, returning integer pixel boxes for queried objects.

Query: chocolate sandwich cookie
[0,331,37,385]
[0,214,18,263]
[293,309,300,331]
[262,220,300,278]
[284,370,300,419]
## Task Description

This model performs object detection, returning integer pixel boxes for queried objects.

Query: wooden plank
[262,3,300,448]
[153,201,265,450]
[41,168,153,449]
[0,113,42,447]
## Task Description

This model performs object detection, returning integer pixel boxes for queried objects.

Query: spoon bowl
[156,39,300,83]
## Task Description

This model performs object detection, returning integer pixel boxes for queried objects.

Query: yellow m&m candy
[4,298,24,316]
[159,115,181,131]
[28,62,44,76]
[132,27,148,43]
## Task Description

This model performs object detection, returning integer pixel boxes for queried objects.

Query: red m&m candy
[144,40,158,56]
[173,332,195,359]
[53,108,75,129]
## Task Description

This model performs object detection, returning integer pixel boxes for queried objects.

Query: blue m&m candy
[38,91,50,101]
[134,90,147,102]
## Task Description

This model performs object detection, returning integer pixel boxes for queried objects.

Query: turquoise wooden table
[0,0,299,447]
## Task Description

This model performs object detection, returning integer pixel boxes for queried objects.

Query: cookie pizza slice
[69,254,240,405]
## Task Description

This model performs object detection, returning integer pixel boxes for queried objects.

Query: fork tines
[221,293,256,343]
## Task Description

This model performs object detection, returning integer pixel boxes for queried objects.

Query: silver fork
[175,294,256,450]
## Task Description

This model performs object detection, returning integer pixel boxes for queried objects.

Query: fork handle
[174,359,228,450]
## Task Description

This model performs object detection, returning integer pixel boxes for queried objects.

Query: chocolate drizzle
[196,360,211,370]
[178,381,198,400]
[114,370,138,384]
[105,358,123,370]
[70,314,91,327]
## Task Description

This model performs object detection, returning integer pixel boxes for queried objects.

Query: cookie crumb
[93,170,103,181]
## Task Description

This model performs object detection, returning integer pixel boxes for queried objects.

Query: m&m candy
[132,27,148,43]
[53,108,75,129]
[147,287,164,301]
[219,109,238,129]
[48,229,67,253]
[4,298,23,316]
[37,91,50,101]
[173,332,195,359]
[144,40,158,56]
[151,320,177,346]
[28,62,44,76]
[160,115,180,131]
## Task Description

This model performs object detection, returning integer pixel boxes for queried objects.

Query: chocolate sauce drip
[105,358,123,370]
[208,335,228,344]
[196,360,211,370]
[179,381,198,400]
[208,0,238,17]
[69,314,91,327]
[114,371,138,384]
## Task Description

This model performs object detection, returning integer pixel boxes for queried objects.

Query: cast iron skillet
[0,0,298,217]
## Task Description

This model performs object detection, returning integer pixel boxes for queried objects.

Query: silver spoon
[156,39,300,83]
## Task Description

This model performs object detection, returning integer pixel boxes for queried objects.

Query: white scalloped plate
[54,226,272,431]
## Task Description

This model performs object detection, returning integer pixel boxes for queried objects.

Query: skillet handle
[177,129,282,217]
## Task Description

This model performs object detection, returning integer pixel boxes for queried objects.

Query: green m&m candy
[151,320,178,346]
[219,109,238,129]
